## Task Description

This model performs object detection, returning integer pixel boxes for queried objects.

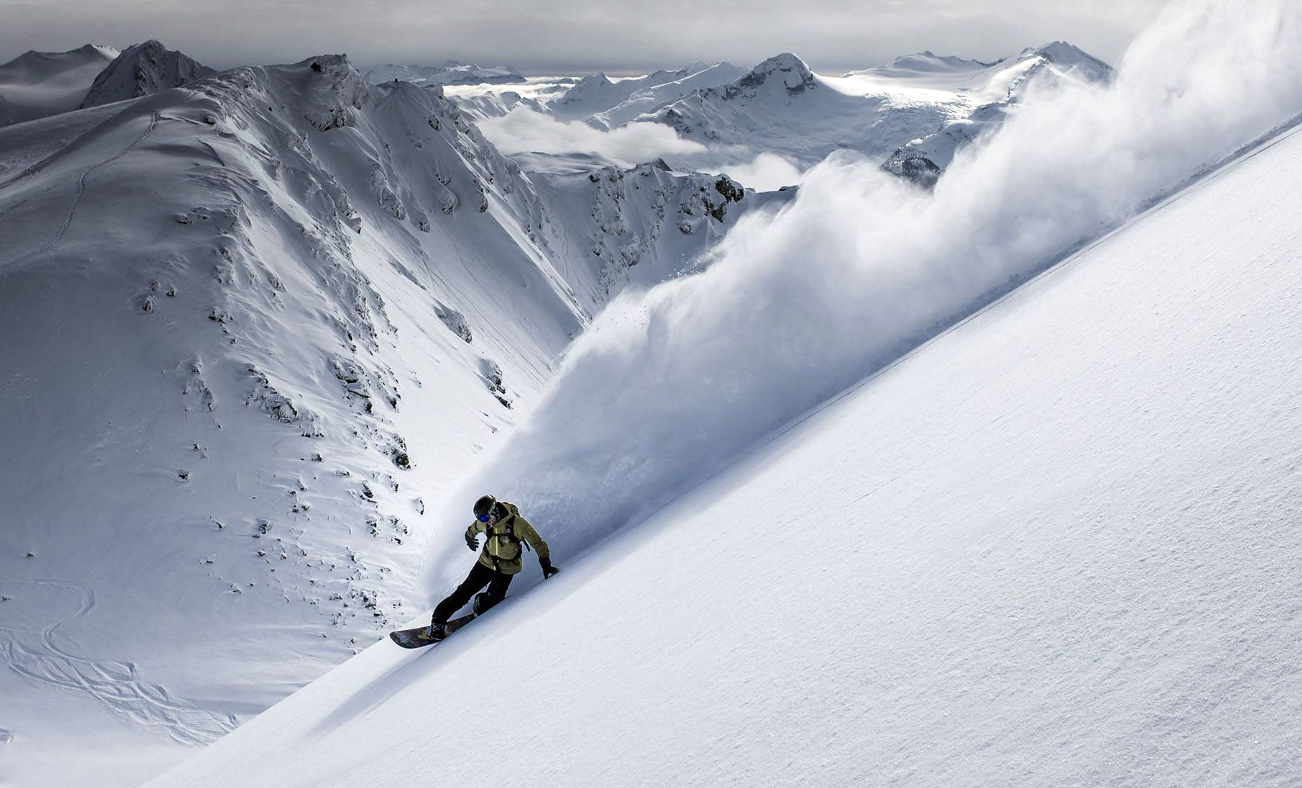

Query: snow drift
[428,0,1302,589]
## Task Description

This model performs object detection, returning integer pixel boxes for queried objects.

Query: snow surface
[139,3,1302,785]
[6,2,1302,784]
[0,44,118,127]
[146,91,1302,788]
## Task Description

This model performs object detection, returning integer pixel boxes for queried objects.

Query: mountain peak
[725,53,817,99]
[80,39,214,109]
[753,52,812,76]
[1021,41,1113,80]
[290,54,369,130]
[556,71,616,105]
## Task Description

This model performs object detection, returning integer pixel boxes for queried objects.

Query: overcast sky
[2,0,1170,73]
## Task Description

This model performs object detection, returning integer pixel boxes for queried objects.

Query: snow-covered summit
[1024,40,1114,82]
[276,54,370,130]
[0,44,118,126]
[553,70,615,109]
[79,39,214,109]
[722,52,818,99]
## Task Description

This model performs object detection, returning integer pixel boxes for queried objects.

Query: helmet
[472,495,497,519]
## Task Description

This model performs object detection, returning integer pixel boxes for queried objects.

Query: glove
[540,558,559,579]
[465,532,479,551]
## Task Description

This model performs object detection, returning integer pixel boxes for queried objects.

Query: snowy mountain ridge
[719,52,819,99]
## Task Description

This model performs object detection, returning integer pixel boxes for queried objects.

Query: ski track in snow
[0,110,159,272]
[0,579,236,746]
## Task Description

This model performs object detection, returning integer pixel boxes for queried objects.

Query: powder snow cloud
[426,0,1302,589]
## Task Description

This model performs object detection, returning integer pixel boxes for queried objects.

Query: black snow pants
[431,562,512,626]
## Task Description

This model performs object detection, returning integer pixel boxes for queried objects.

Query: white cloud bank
[426,0,1302,589]
[479,106,806,190]
[709,152,805,192]
[481,107,706,164]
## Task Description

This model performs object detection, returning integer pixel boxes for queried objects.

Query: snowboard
[389,613,475,649]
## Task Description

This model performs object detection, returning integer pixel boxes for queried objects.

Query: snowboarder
[427,495,559,640]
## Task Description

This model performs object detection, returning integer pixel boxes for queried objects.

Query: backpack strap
[485,511,525,568]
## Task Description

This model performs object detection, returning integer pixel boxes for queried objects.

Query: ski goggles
[476,513,492,522]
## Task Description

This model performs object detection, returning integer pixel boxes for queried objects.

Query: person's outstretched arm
[464,519,486,550]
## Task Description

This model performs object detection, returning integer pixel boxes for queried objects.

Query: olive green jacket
[465,501,550,575]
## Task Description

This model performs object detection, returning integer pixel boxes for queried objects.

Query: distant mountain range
[363,60,526,86]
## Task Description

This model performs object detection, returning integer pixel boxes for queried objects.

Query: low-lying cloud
[707,152,805,192]
[426,0,1302,591]
[481,106,706,165]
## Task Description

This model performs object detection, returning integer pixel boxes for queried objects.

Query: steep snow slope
[0,44,118,127]
[80,39,214,109]
[145,109,1302,788]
